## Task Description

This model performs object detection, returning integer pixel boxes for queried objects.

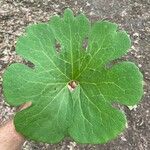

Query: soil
[0,0,150,150]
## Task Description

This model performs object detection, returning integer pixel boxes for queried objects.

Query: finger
[18,101,32,111]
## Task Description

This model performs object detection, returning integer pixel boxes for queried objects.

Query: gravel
[0,0,150,150]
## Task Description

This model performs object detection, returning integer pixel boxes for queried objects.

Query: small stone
[133,32,139,37]
[74,1,77,5]
[138,64,142,67]
[89,11,95,16]
[137,55,141,58]
[86,2,91,7]
[121,10,127,17]
[121,136,127,141]
[131,45,136,50]
[134,40,139,44]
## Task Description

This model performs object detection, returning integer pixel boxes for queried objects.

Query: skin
[0,102,32,150]
[0,120,25,150]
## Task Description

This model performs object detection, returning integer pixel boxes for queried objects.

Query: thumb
[17,101,32,111]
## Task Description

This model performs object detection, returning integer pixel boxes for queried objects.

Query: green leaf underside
[3,9,143,144]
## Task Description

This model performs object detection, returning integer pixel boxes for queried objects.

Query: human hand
[0,102,32,150]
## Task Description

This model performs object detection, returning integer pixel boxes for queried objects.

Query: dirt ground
[0,0,150,150]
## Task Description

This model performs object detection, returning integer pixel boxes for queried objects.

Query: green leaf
[3,9,143,144]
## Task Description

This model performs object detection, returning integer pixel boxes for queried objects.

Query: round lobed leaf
[3,9,143,144]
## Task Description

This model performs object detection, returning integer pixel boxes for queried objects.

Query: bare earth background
[0,0,150,150]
